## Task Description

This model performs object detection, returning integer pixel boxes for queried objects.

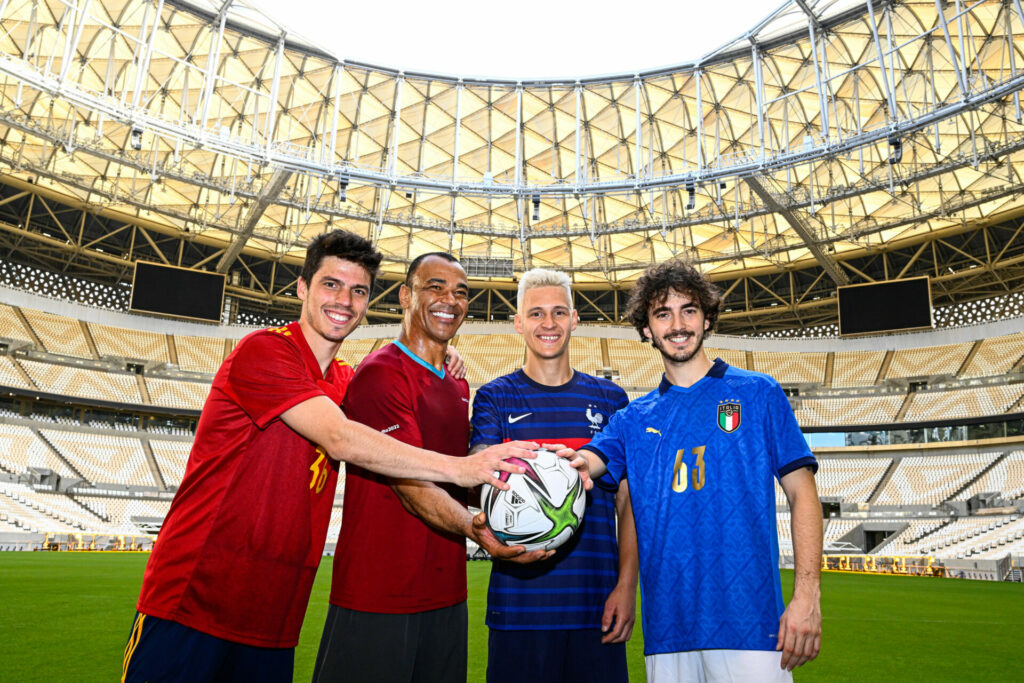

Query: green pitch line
[0,553,1022,681]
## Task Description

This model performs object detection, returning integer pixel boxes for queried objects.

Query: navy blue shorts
[487,628,628,683]
[121,612,294,683]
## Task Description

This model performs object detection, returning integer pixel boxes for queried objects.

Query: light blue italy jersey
[584,358,816,655]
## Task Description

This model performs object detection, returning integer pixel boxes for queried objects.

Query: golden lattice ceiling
[1,0,1024,284]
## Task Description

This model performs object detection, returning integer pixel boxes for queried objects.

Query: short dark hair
[405,252,460,286]
[301,230,382,289]
[626,259,722,341]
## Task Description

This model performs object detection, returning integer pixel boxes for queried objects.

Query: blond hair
[517,268,573,314]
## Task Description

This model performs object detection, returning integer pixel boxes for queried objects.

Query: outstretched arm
[601,479,638,643]
[776,466,823,671]
[280,395,535,489]
[389,469,552,564]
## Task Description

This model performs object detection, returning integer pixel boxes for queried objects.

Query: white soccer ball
[480,448,586,552]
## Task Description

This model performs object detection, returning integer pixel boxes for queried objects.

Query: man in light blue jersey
[470,268,638,683]
[571,260,822,682]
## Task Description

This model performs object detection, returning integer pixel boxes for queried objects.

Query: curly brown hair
[626,259,722,342]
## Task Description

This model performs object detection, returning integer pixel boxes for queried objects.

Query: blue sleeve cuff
[581,444,609,464]
[778,456,818,478]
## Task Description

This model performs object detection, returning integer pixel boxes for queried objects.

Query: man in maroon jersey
[312,253,550,683]
[122,233,536,683]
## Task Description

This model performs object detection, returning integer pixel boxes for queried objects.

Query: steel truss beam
[1,181,1021,332]
[746,174,850,285]
[215,167,290,273]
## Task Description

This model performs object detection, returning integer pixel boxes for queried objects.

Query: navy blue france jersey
[585,359,816,655]
[470,369,629,630]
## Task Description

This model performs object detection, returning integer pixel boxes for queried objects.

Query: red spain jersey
[136,321,353,648]
[329,340,470,613]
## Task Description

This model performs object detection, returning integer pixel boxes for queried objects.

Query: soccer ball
[481,448,586,552]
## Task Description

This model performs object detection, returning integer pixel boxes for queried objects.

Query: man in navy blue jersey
[470,268,638,683]
[570,260,823,682]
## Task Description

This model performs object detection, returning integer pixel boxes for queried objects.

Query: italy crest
[717,401,741,433]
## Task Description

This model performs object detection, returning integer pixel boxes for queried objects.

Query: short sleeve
[610,385,629,413]
[344,360,424,449]
[582,404,631,484]
[469,383,503,449]
[765,381,817,479]
[224,333,326,429]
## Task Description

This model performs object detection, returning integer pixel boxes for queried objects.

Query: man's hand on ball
[544,443,593,490]
[456,441,539,489]
[471,511,554,564]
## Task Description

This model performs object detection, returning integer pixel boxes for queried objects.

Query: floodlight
[129,127,143,151]
[685,182,696,211]
[888,136,902,164]
[531,195,541,221]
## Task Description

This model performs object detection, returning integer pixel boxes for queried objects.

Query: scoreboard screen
[130,262,226,323]
[838,276,932,336]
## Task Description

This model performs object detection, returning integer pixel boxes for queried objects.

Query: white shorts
[645,649,794,683]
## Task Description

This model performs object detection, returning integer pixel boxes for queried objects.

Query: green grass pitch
[0,553,1021,681]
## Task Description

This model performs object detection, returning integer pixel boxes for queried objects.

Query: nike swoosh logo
[508,413,532,423]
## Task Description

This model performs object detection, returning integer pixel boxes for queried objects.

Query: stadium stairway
[907,518,954,546]
[139,438,168,492]
[944,451,1012,503]
[69,496,110,523]
[866,460,900,504]
[33,428,90,486]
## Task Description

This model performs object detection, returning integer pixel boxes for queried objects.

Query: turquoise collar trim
[393,339,445,379]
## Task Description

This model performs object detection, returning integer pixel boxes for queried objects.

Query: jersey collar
[288,320,332,381]
[515,368,579,393]
[658,357,729,394]
[392,339,445,379]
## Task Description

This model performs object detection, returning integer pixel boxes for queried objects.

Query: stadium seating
[569,336,604,376]
[606,338,662,387]
[89,323,170,363]
[961,333,1024,378]
[0,422,76,477]
[915,516,1024,558]
[82,497,173,534]
[752,351,826,385]
[831,350,885,387]
[887,343,973,379]
[0,304,34,345]
[0,356,33,390]
[903,384,1024,423]
[822,518,861,546]
[793,394,905,427]
[814,457,892,503]
[954,449,1024,501]
[145,377,209,411]
[874,453,993,505]
[148,439,192,487]
[0,481,98,532]
[705,347,748,370]
[337,337,378,367]
[455,335,523,384]
[39,429,155,488]
[174,334,227,373]
[18,307,92,358]
[18,359,142,404]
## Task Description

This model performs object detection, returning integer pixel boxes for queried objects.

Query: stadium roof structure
[0,0,1023,331]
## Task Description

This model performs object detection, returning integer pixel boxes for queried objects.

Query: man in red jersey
[123,233,536,683]
[312,253,551,683]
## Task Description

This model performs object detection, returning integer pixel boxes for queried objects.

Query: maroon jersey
[137,321,353,648]
[330,340,470,613]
